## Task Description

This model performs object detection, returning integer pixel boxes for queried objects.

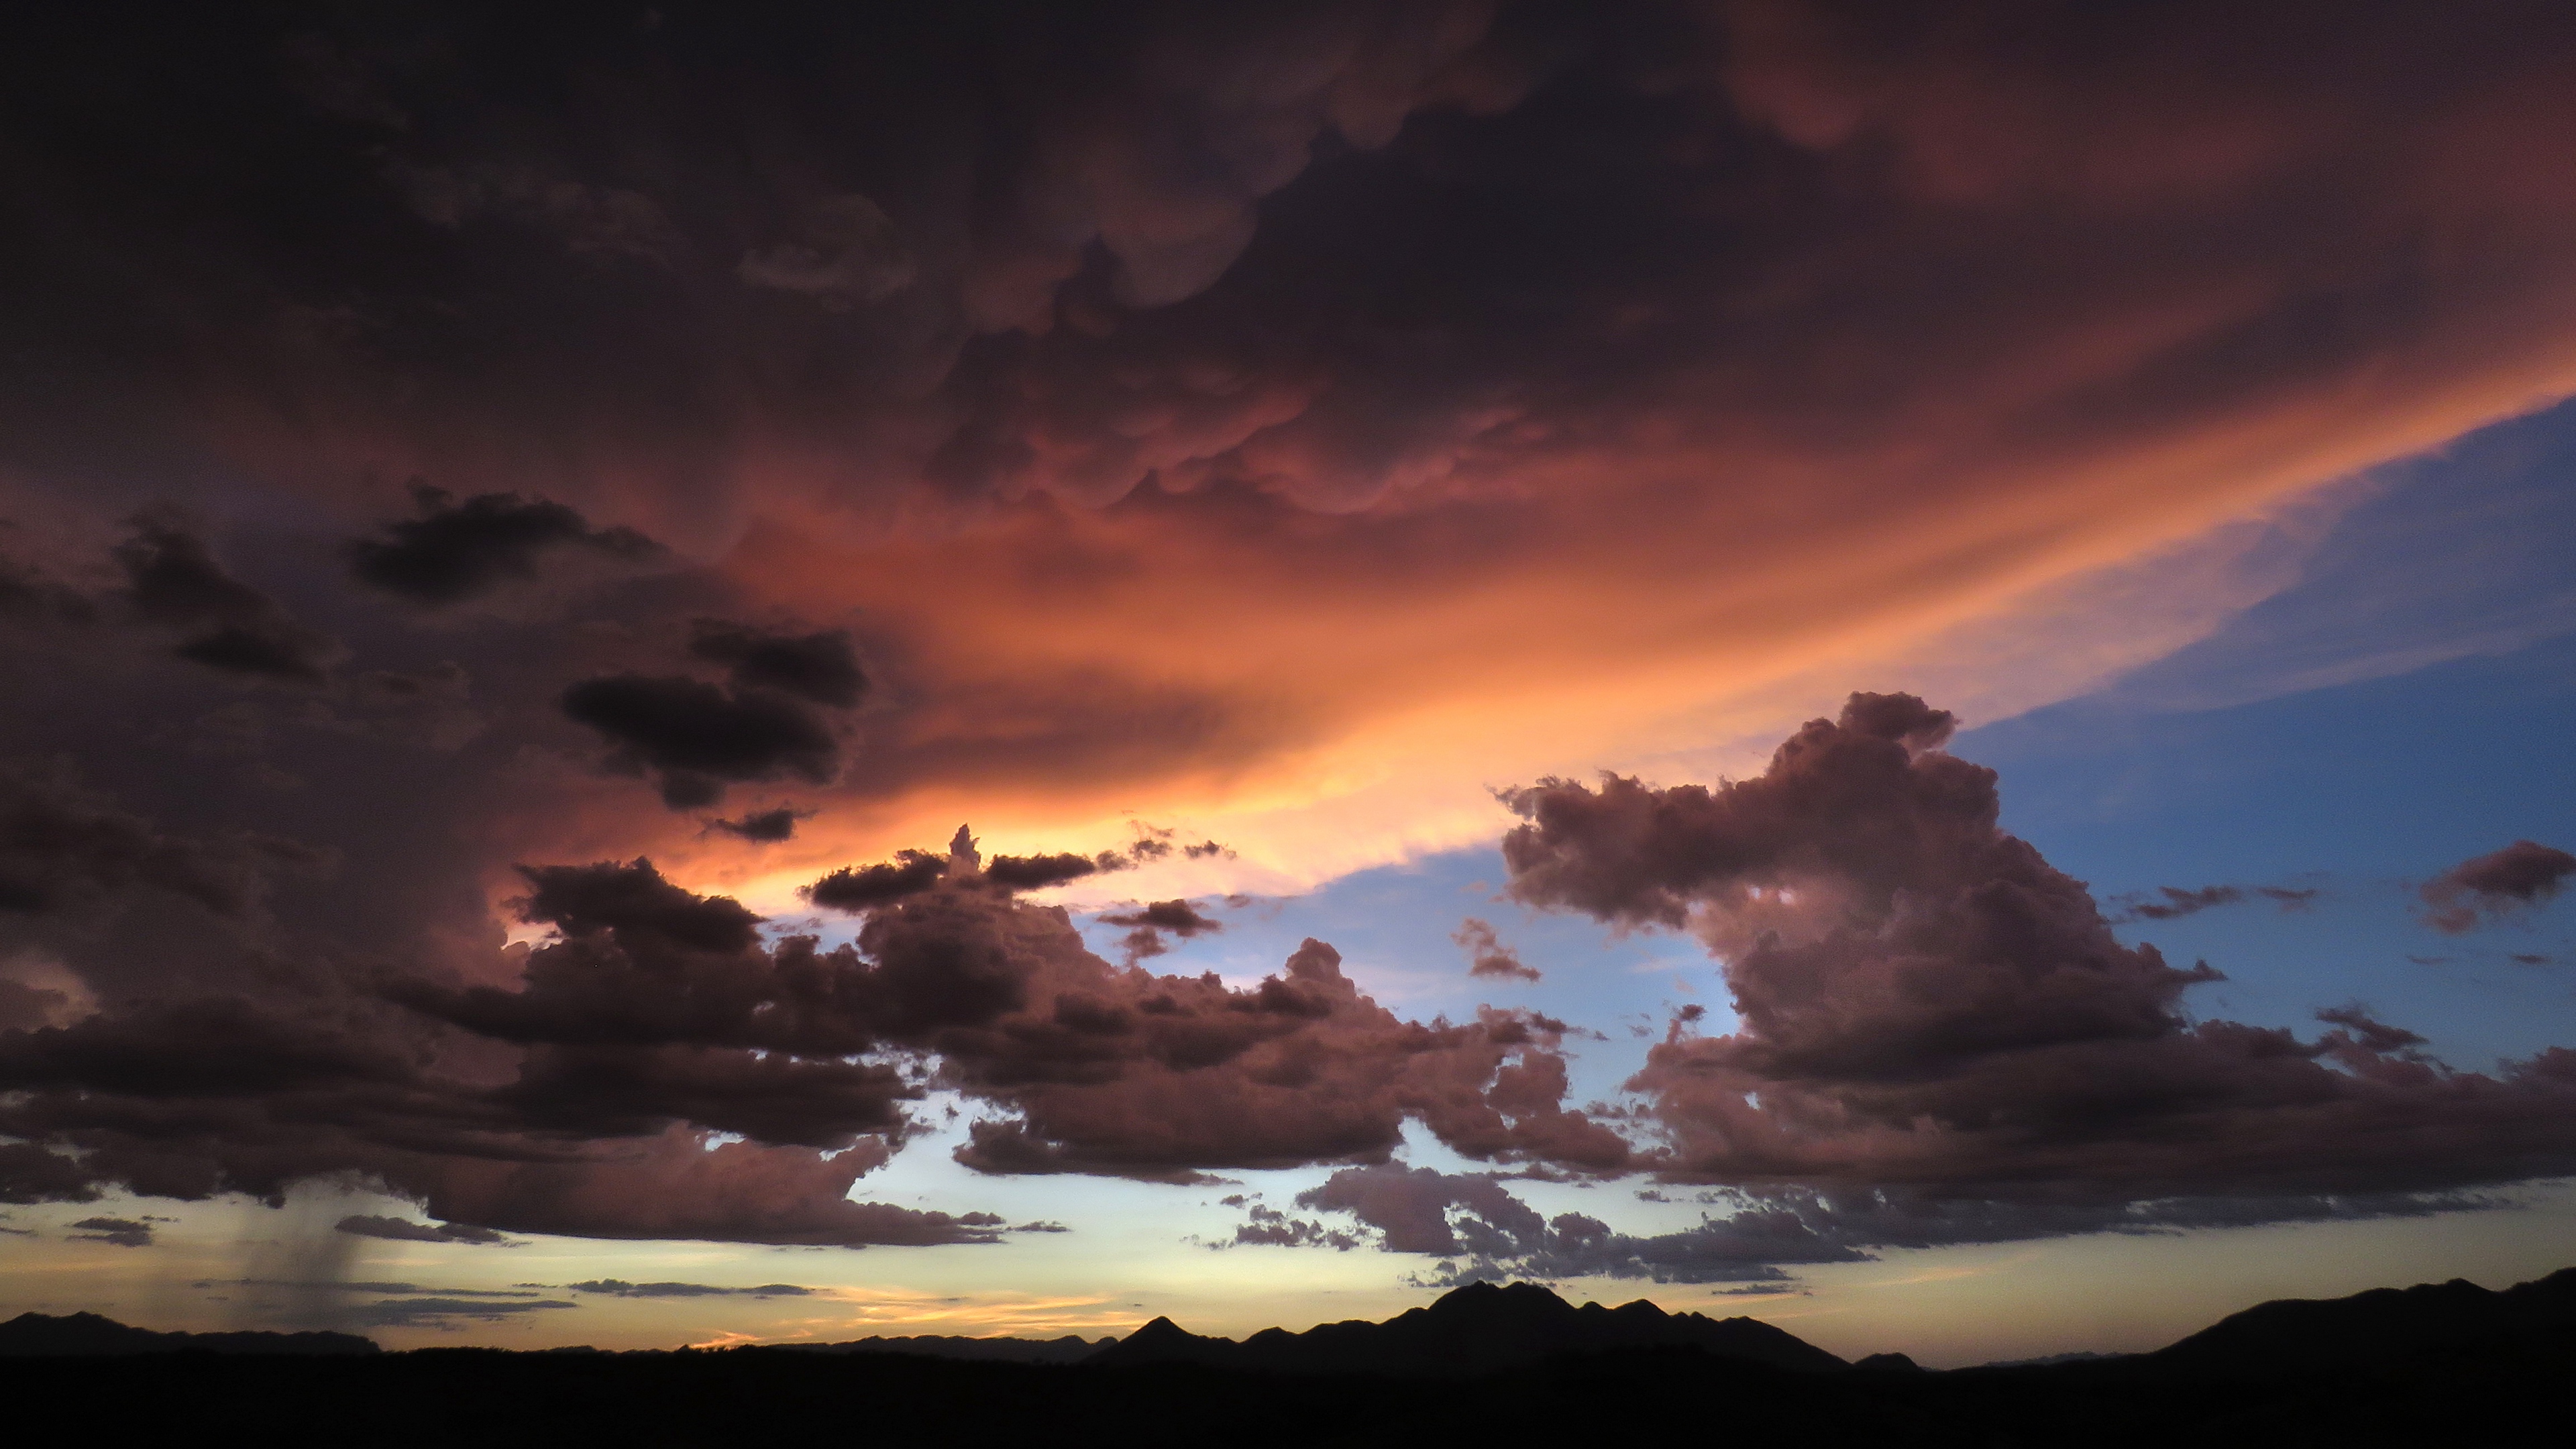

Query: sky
[2,2,2573,1368]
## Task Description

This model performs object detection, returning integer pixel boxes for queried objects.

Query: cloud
[567,1279,814,1299]
[347,487,661,605]
[1097,898,1224,963]
[0,762,297,918]
[686,623,867,709]
[334,1214,511,1246]
[113,519,335,683]
[354,1296,578,1328]
[1258,1163,2487,1287]
[1452,918,1538,981]
[1501,694,2576,1205]
[2421,841,2576,934]
[68,1216,154,1247]
[705,808,811,843]
[561,675,842,808]
[2106,883,2320,922]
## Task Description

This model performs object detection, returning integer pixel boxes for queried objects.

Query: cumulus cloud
[1452,918,1538,981]
[2420,841,2576,933]
[1502,694,2576,1207]
[1097,898,1223,963]
[347,486,661,605]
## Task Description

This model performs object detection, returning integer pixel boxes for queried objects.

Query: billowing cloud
[2421,841,2576,933]
[347,487,661,606]
[1,2,2575,1289]
[1503,694,2576,1205]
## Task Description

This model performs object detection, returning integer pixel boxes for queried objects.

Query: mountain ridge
[1089,1279,1847,1375]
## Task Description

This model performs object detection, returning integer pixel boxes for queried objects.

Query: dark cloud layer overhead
[0,1,2573,1304]
[347,487,661,606]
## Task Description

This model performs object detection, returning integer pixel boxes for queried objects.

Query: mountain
[0,1311,378,1356]
[1089,1279,1845,1375]
[2147,1266,2576,1375]
[782,1334,1112,1364]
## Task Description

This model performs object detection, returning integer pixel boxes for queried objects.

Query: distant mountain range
[0,1310,376,1357]
[1090,1279,1845,1375]
[3,1267,2570,1378]
[1,1271,2569,1446]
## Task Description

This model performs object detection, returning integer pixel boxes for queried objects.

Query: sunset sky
[3,2,2574,1367]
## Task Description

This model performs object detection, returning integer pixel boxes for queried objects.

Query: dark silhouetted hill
[1089,1279,1845,1374]
[782,1333,1111,1364]
[1,1269,2569,1446]
[0,1311,376,1356]
[2147,1266,2576,1375]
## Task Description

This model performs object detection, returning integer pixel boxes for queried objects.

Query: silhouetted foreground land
[4,1271,2568,1447]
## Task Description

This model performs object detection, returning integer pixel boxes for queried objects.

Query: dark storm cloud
[68,1216,154,1247]
[2420,841,2576,933]
[1452,917,1538,981]
[113,521,335,683]
[1097,898,1223,964]
[687,623,867,708]
[3,1,2576,1271]
[567,1279,814,1299]
[560,675,841,808]
[347,486,662,606]
[1254,1164,2484,1286]
[805,850,952,910]
[335,1214,511,1245]
[1502,694,2576,1205]
[706,807,811,843]
[0,761,298,918]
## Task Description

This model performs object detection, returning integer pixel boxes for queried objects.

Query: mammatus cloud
[1501,694,2576,1208]
[347,487,661,606]
[2420,841,2576,934]
[1452,918,1538,981]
